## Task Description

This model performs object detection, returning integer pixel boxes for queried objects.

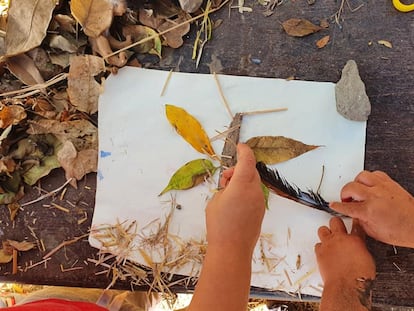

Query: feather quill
[256,162,341,216]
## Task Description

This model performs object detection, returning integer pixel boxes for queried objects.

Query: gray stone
[178,0,203,13]
[335,60,371,121]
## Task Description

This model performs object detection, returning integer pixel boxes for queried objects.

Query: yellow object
[165,104,216,157]
[392,0,414,12]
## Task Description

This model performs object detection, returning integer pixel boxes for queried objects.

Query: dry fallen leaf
[0,250,13,263]
[57,140,97,187]
[282,18,322,37]
[49,34,79,53]
[6,53,45,86]
[0,104,27,129]
[316,35,330,49]
[378,40,392,48]
[8,240,36,251]
[67,55,105,114]
[122,25,162,55]
[246,136,320,164]
[27,119,98,150]
[70,0,113,37]
[165,104,216,156]
[5,0,56,56]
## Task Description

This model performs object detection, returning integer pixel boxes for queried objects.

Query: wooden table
[0,1,413,309]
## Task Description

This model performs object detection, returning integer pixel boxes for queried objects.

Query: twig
[160,70,173,97]
[25,258,51,271]
[0,73,68,98]
[241,107,287,116]
[50,203,70,213]
[213,72,233,119]
[317,165,325,194]
[12,249,18,274]
[105,0,230,60]
[43,233,89,259]
[20,178,73,207]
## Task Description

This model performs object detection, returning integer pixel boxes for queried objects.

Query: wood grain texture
[0,0,412,308]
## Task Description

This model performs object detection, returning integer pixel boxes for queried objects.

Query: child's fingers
[317,226,331,241]
[219,167,235,188]
[230,143,259,183]
[355,170,387,186]
[340,181,372,201]
[351,218,366,240]
[329,217,347,233]
[329,201,367,219]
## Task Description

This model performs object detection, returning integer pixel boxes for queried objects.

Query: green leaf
[23,155,61,186]
[261,183,270,210]
[160,159,218,196]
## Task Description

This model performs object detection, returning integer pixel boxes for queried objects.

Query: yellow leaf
[165,104,215,156]
[246,136,320,165]
[70,0,113,37]
[378,40,392,48]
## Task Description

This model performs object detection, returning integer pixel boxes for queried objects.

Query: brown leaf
[8,240,36,251]
[158,14,191,48]
[6,53,45,86]
[53,14,77,33]
[27,119,98,151]
[122,25,162,54]
[0,104,27,129]
[246,136,320,165]
[57,140,97,187]
[70,0,113,37]
[67,55,105,114]
[0,250,13,263]
[282,18,322,37]
[49,34,79,53]
[316,35,330,49]
[5,0,56,56]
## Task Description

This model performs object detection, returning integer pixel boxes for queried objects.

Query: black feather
[256,162,341,216]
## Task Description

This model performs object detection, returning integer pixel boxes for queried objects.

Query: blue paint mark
[98,170,104,181]
[100,150,112,158]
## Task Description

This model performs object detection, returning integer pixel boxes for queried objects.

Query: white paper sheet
[90,67,366,297]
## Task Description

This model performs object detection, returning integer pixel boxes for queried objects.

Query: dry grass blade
[91,200,208,297]
[105,0,230,60]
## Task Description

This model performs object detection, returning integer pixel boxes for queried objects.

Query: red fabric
[6,299,108,311]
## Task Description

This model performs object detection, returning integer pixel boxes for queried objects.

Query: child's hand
[330,171,414,248]
[205,143,265,256]
[315,217,376,311]
[315,217,375,283]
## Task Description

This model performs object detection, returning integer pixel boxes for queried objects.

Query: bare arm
[187,144,265,311]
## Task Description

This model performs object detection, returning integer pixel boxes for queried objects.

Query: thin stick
[213,72,233,119]
[25,258,51,271]
[21,178,73,207]
[160,70,173,97]
[43,233,89,259]
[105,0,230,60]
[284,269,293,287]
[241,107,288,116]
[0,73,68,98]
[12,249,18,274]
[50,203,70,213]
